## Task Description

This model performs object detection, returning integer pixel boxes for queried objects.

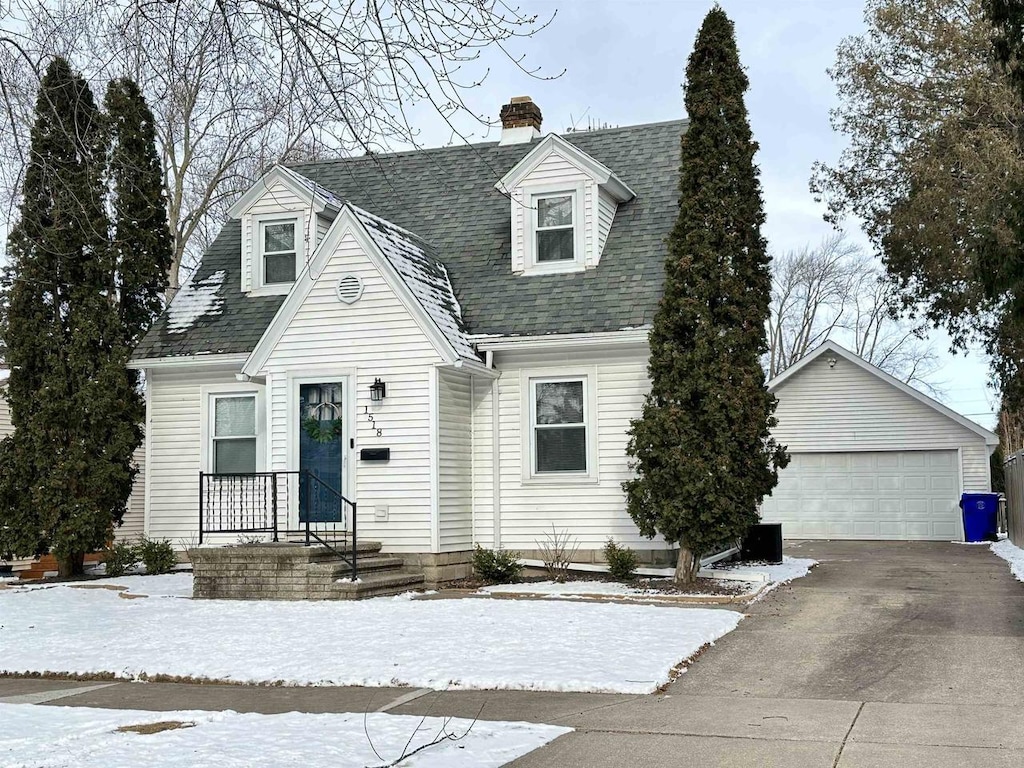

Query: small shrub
[103,541,139,578]
[603,538,638,581]
[138,537,178,575]
[536,525,580,583]
[472,544,522,583]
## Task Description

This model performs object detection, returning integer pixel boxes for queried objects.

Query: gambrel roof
[134,120,685,360]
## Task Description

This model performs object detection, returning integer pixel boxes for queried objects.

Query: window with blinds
[531,378,588,474]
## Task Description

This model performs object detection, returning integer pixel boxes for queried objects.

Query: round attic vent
[336,274,363,304]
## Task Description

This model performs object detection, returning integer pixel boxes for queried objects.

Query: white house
[130,99,998,586]
[131,99,675,582]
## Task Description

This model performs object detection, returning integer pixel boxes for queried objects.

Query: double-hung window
[535,194,575,263]
[260,218,298,285]
[531,378,588,474]
[212,395,257,474]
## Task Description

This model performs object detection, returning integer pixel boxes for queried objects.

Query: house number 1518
[364,406,383,437]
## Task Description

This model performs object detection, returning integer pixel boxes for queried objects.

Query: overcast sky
[420,0,995,428]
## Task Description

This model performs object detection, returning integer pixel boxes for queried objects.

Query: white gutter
[473,328,650,352]
[128,353,249,370]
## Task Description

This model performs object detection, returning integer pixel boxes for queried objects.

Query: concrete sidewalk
[3,540,1023,766]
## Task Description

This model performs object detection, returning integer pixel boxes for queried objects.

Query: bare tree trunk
[56,551,85,578]
[674,544,699,585]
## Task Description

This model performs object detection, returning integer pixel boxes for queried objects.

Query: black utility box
[742,523,783,563]
[359,447,390,462]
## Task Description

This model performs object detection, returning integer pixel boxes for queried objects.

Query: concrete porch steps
[329,570,427,600]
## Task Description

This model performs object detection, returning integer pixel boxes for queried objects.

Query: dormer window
[260,218,299,285]
[536,194,574,263]
[497,134,635,277]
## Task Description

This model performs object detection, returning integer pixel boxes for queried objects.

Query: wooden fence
[1004,449,1024,546]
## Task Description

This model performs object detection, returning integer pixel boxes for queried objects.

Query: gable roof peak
[496,133,635,202]
[768,339,997,445]
[226,165,343,219]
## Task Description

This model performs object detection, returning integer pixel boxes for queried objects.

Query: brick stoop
[190,541,425,600]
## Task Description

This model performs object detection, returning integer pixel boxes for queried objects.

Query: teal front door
[298,382,345,523]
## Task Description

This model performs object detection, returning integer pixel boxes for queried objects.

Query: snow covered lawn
[992,538,1024,582]
[0,578,741,694]
[17,572,194,598]
[0,704,569,768]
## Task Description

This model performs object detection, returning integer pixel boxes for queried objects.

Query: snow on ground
[15,572,194,598]
[0,704,569,768]
[0,580,741,694]
[708,556,818,584]
[992,538,1024,582]
[479,580,758,599]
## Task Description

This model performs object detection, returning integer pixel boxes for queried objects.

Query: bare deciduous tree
[0,0,558,291]
[768,233,943,394]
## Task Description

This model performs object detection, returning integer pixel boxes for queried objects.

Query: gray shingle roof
[352,204,475,360]
[134,120,684,360]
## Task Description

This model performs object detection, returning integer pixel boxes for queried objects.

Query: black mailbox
[359,447,390,462]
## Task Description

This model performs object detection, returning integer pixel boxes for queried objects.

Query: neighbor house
[130,98,997,588]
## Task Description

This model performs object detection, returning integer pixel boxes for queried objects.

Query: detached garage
[761,341,998,541]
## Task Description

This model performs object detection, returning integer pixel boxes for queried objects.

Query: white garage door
[760,450,961,540]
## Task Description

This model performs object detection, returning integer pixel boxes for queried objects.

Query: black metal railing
[198,470,358,579]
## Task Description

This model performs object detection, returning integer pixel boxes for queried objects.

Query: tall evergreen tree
[104,78,172,347]
[623,7,788,583]
[0,62,168,576]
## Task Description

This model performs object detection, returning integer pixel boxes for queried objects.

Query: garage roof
[767,340,998,446]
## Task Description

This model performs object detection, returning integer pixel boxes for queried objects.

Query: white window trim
[522,180,586,276]
[199,383,266,474]
[250,212,305,295]
[520,368,599,485]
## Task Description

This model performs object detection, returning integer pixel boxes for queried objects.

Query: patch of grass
[116,721,195,735]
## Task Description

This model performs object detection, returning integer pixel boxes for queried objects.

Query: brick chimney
[499,96,542,145]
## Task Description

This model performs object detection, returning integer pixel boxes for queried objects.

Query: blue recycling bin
[960,493,999,542]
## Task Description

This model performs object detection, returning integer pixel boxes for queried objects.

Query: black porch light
[369,378,387,402]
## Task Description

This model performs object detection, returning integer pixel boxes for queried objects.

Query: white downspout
[470,374,476,546]
[491,374,501,549]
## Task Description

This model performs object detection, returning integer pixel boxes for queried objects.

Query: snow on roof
[281,166,345,210]
[166,270,227,334]
[351,205,477,360]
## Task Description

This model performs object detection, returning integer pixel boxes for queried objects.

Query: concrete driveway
[3,541,1022,766]
[513,540,1024,766]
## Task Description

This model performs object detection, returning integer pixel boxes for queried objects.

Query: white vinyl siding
[259,230,445,553]
[0,389,12,440]
[117,443,146,543]
[146,366,244,543]
[771,355,991,493]
[315,213,334,248]
[480,347,663,552]
[241,181,314,293]
[470,376,496,548]
[438,368,473,552]
[597,188,617,258]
